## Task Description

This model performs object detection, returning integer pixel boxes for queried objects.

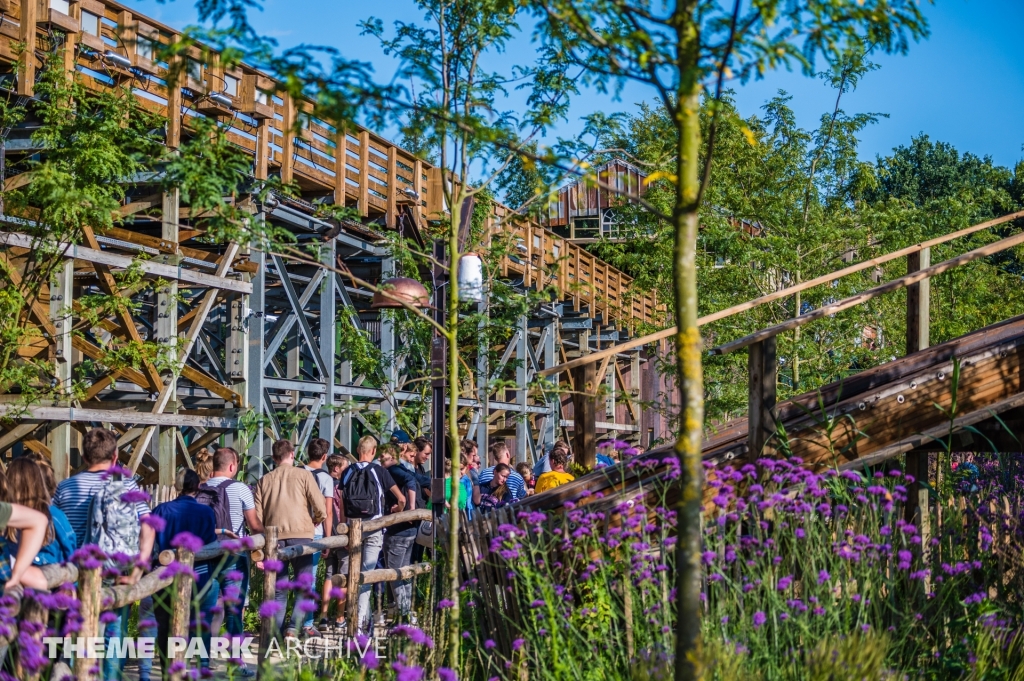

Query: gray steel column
[541,317,558,452]
[49,259,73,480]
[319,238,337,451]
[246,247,267,479]
[157,189,180,486]
[515,314,530,463]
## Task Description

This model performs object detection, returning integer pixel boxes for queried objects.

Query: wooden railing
[0,0,662,330]
[0,509,433,681]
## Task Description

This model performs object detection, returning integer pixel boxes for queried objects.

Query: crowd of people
[0,425,644,679]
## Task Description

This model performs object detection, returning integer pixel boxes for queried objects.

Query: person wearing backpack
[202,447,263,677]
[338,435,405,634]
[253,440,326,639]
[53,428,156,681]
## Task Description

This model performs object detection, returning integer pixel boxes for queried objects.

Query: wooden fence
[0,508,433,681]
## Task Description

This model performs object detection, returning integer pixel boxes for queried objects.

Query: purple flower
[753,611,766,629]
[170,532,204,552]
[437,599,455,610]
[391,662,424,681]
[512,638,525,651]
[263,560,283,572]
[141,514,166,532]
[484,639,496,650]
[258,602,282,618]
[393,625,434,648]
[362,648,379,670]
[438,668,457,681]
[777,575,793,591]
[120,489,151,504]
[818,569,830,584]
[530,600,545,608]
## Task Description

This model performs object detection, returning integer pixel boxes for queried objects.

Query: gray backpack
[85,475,141,571]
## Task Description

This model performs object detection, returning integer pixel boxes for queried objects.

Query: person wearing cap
[390,429,417,471]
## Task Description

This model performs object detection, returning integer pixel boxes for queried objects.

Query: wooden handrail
[539,209,1024,376]
[362,508,432,534]
[712,227,1024,355]
[154,509,430,566]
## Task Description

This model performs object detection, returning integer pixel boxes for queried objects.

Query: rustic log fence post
[747,336,778,458]
[17,593,48,681]
[169,547,195,681]
[257,526,278,678]
[75,564,102,681]
[346,519,362,631]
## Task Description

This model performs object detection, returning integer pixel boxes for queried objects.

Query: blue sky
[140,0,1024,169]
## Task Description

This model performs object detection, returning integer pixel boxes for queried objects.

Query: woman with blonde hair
[7,457,76,564]
[194,447,214,483]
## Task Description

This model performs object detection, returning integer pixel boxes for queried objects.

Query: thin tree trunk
[446,196,463,672]
[673,3,705,679]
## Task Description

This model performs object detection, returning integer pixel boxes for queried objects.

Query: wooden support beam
[81,226,165,392]
[17,0,38,96]
[255,117,270,180]
[907,248,930,355]
[387,146,397,227]
[166,39,182,149]
[358,131,370,216]
[333,126,347,205]
[747,337,777,458]
[571,362,597,469]
[281,93,295,184]
[904,248,931,527]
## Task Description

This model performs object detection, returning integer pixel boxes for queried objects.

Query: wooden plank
[0,230,253,293]
[181,365,242,405]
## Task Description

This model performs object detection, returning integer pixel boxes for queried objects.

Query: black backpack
[196,479,235,533]
[342,463,381,518]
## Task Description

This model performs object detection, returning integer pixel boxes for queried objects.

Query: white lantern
[458,252,484,303]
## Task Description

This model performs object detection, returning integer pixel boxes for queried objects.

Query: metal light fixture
[371,277,430,309]
[457,252,483,303]
[103,50,133,70]
[208,92,234,109]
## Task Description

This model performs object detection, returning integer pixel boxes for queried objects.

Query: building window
[137,36,156,62]
[81,11,100,36]
[50,0,70,14]
[255,89,270,105]
[223,74,239,96]
[186,59,203,83]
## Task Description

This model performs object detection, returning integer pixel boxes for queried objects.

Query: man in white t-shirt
[206,447,262,675]
[302,438,334,633]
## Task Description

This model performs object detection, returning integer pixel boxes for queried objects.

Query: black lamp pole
[430,238,447,516]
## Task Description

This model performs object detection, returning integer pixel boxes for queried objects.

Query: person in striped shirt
[476,440,527,501]
[53,428,155,681]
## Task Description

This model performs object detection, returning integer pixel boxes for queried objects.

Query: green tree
[526,2,930,677]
